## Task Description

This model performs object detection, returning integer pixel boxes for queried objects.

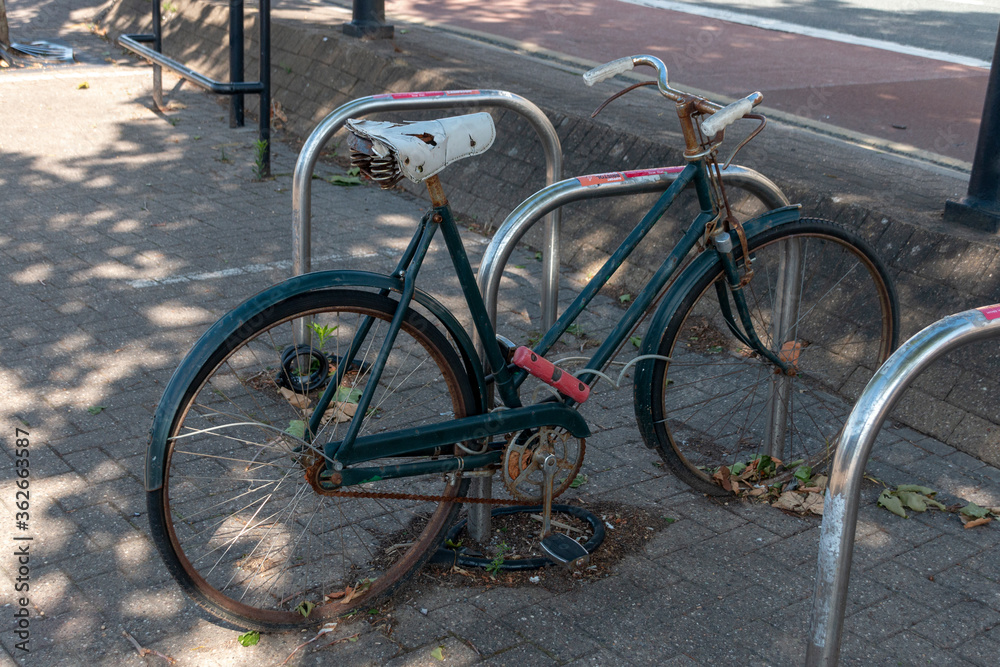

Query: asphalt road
[640,0,1000,62]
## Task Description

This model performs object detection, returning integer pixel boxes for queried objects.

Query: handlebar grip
[700,93,760,136]
[583,57,635,86]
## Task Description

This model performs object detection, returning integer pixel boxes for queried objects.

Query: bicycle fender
[145,270,487,492]
[633,205,801,446]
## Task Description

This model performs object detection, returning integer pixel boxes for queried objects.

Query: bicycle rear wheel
[148,289,479,630]
[639,219,898,495]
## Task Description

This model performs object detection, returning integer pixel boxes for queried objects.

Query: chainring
[502,427,585,503]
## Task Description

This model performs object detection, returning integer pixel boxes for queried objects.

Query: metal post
[151,0,164,111]
[765,237,803,458]
[258,0,271,176]
[228,0,244,128]
[807,305,1000,665]
[944,24,1000,232]
[343,0,393,39]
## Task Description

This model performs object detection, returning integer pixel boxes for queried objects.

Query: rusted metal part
[425,175,448,208]
[348,132,404,188]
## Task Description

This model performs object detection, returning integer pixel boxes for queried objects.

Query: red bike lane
[383,0,987,165]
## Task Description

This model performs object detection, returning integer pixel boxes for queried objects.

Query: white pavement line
[127,251,382,289]
[0,66,152,84]
[619,0,992,69]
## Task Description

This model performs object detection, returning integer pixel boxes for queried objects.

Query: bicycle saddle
[346,112,495,187]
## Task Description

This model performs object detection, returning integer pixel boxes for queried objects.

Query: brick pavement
[3,2,1000,665]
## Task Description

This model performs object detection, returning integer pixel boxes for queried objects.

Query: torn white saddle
[346,112,496,185]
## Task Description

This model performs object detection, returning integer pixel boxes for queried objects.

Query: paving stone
[4,1,1000,664]
[384,636,481,667]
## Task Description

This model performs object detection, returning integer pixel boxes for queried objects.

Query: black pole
[944,23,1000,232]
[229,0,244,128]
[152,0,164,110]
[343,0,393,39]
[258,0,271,177]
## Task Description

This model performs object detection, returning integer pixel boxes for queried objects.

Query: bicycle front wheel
[149,289,479,630]
[640,219,898,495]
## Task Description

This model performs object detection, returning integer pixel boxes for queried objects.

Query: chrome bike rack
[807,305,1000,665]
[292,89,563,335]
[476,164,790,332]
[468,164,788,539]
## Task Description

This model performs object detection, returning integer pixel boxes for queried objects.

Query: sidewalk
[3,1,1000,665]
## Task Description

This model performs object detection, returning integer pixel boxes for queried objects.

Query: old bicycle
[145,55,899,629]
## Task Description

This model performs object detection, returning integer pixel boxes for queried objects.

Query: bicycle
[144,55,899,630]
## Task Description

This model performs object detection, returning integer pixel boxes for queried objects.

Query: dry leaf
[963,516,992,529]
[773,491,804,512]
[321,401,358,424]
[803,492,825,516]
[339,585,357,605]
[279,387,311,409]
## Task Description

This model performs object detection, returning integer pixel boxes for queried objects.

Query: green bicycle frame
[312,158,798,484]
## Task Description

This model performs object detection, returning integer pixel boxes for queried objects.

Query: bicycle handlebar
[701,93,762,135]
[583,54,763,137]
[582,56,635,86]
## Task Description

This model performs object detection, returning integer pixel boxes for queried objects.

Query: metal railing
[807,304,1000,665]
[118,0,271,175]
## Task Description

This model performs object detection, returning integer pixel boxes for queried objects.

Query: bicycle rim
[149,289,477,629]
[647,219,898,495]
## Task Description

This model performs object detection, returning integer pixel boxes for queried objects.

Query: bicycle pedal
[540,532,590,569]
[512,347,591,403]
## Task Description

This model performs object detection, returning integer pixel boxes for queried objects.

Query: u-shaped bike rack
[807,304,1000,665]
[476,164,790,332]
[292,89,564,333]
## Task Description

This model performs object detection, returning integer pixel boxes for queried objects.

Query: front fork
[712,230,803,460]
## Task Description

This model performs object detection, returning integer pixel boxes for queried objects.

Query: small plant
[253,139,269,179]
[566,323,585,338]
[629,336,642,348]
[168,117,179,127]
[218,147,231,164]
[308,322,338,350]
[295,600,315,618]
[485,542,509,577]
[237,630,260,647]
[619,293,632,304]
[162,1,179,14]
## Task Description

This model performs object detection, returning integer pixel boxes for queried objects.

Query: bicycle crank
[502,426,585,503]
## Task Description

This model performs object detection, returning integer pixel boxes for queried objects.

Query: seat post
[425,175,448,208]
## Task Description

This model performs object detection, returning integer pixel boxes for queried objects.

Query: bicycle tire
[638,218,899,495]
[148,289,479,630]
